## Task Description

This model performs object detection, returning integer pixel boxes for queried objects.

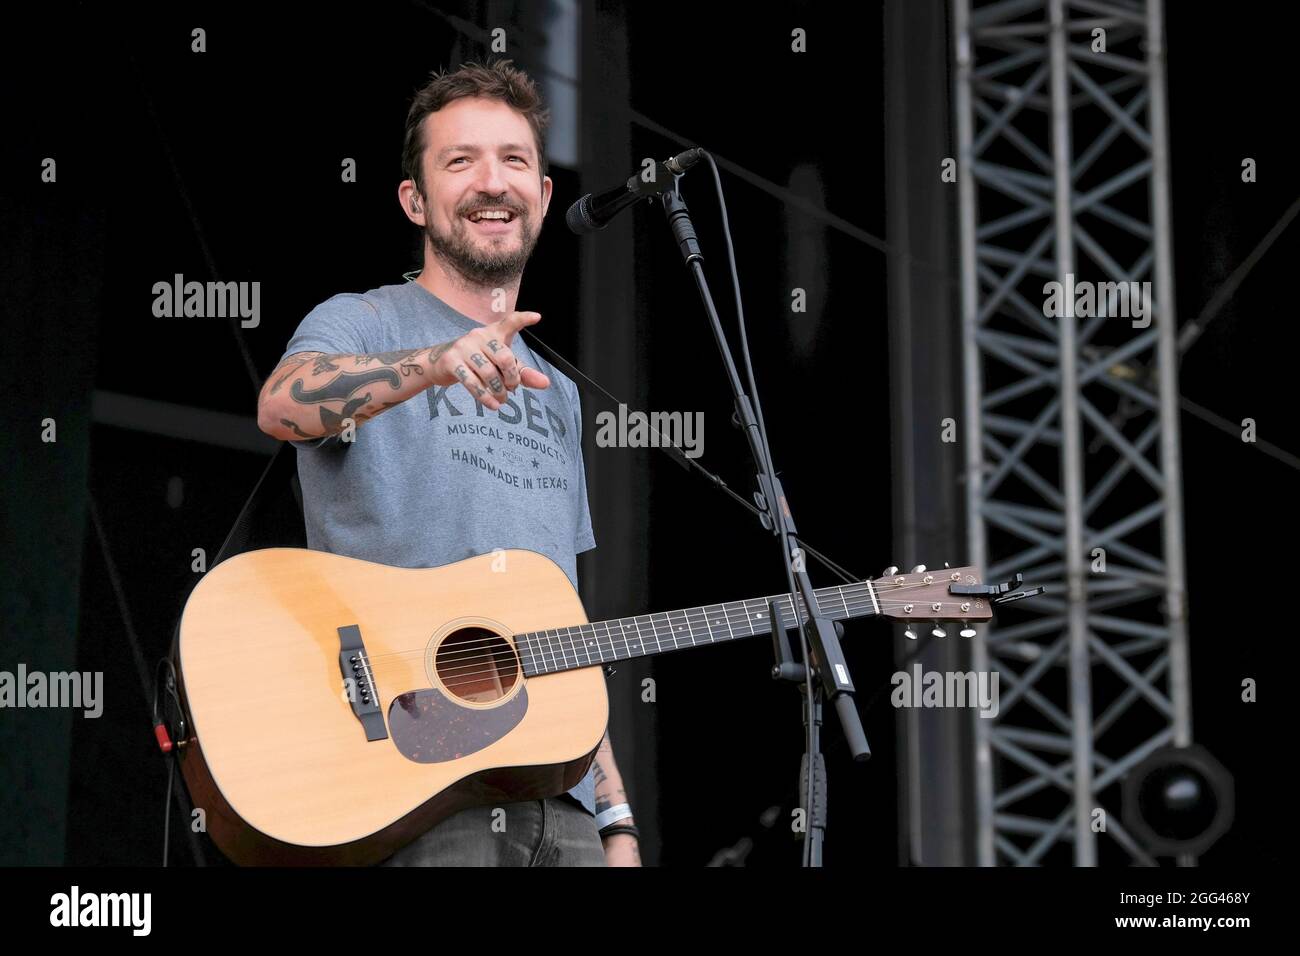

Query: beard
[424,196,541,287]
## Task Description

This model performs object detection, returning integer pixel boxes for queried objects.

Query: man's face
[417,96,552,287]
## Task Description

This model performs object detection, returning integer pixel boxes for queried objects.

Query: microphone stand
[656,168,871,867]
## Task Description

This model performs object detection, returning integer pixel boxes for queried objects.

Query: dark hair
[402,58,550,196]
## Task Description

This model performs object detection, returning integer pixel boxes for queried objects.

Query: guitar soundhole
[434,627,519,703]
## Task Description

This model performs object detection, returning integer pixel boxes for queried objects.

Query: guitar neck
[515,580,881,677]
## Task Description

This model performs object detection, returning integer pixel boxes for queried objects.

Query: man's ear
[540,174,553,218]
[399,180,425,224]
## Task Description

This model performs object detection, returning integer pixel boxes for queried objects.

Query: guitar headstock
[869,564,993,639]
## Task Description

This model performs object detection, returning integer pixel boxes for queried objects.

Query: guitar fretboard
[515,580,880,676]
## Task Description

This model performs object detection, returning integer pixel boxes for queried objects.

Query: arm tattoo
[290,367,401,404]
[268,353,320,395]
[279,418,319,440]
[270,366,300,395]
[351,401,400,426]
[319,393,371,431]
[272,344,443,438]
[371,348,421,364]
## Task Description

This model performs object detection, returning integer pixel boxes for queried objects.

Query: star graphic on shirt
[531,458,539,468]
[486,445,493,454]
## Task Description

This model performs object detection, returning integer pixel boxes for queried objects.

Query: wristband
[594,803,633,829]
[599,823,640,842]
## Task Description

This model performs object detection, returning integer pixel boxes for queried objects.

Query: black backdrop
[1,0,1290,867]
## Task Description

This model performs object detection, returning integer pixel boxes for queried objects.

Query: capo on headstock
[949,573,1045,606]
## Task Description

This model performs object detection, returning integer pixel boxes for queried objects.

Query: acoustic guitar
[172,546,1001,864]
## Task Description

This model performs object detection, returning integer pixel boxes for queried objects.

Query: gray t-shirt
[278,279,598,815]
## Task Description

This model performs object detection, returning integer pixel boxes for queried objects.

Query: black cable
[163,754,175,867]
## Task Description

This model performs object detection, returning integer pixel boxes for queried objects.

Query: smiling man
[255,60,639,867]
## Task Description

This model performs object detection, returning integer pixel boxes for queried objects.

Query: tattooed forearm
[279,418,319,440]
[372,348,422,364]
[290,368,401,404]
[269,353,319,395]
[258,338,467,442]
[592,730,633,820]
[319,393,372,431]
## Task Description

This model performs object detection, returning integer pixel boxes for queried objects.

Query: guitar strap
[210,439,304,568]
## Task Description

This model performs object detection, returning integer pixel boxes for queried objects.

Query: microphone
[566,148,705,234]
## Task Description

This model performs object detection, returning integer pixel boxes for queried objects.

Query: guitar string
[351,588,990,691]
[379,605,982,696]
[381,600,976,692]
[356,580,956,671]
[357,585,981,675]
[358,579,961,667]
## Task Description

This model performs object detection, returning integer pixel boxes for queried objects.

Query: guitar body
[174,547,608,866]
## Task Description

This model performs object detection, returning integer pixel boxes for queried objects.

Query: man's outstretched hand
[428,310,550,410]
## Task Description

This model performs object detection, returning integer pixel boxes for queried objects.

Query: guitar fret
[568,627,582,668]
[627,617,642,659]
[552,629,568,671]
[561,627,578,669]
[544,630,560,673]
[651,611,670,653]
[597,620,612,663]
[625,617,639,659]
[550,629,564,671]
[682,608,699,646]
[527,631,542,673]
[720,603,737,641]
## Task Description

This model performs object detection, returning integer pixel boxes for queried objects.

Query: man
[255,59,639,866]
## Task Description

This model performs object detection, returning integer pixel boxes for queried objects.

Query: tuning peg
[904,627,918,640]
[883,566,898,577]
[960,627,976,638]
[931,626,947,639]
[911,565,927,574]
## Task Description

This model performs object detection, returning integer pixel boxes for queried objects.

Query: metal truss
[953,0,1190,865]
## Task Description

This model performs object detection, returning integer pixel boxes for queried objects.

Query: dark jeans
[377,797,607,867]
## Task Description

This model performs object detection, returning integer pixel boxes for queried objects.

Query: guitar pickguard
[387,686,528,764]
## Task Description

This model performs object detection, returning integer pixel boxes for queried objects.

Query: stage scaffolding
[952,0,1191,865]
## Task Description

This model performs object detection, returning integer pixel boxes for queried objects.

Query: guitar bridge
[338,624,388,741]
